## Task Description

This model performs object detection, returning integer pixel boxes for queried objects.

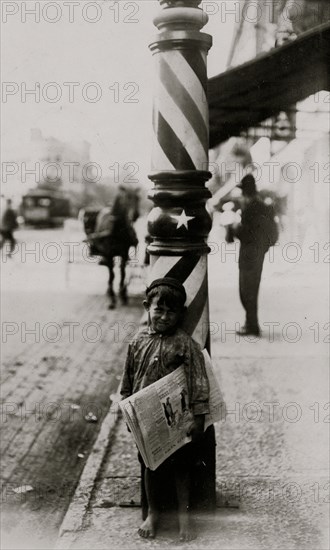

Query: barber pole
[148,0,212,350]
[147,0,216,509]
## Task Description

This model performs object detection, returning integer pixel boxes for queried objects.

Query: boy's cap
[146,277,187,302]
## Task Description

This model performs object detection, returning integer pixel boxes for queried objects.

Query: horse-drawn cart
[80,189,140,308]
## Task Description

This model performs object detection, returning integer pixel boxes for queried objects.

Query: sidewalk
[57,238,329,550]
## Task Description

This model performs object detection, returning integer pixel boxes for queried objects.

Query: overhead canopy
[208,22,330,148]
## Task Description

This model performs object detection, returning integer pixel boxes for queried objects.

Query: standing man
[234,175,274,337]
[0,199,18,258]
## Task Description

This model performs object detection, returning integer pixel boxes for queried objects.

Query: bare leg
[138,469,159,538]
[175,467,195,542]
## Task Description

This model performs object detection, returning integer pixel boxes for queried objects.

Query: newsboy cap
[146,277,187,302]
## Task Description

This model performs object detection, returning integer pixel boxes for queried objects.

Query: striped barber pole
[150,6,211,172]
[151,48,209,171]
[148,4,212,351]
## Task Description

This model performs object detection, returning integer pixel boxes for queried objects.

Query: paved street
[1,225,145,549]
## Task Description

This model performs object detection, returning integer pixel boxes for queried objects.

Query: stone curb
[55,388,121,549]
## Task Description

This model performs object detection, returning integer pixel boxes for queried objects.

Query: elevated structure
[209,22,330,147]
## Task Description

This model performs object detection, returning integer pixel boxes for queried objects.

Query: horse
[84,187,140,309]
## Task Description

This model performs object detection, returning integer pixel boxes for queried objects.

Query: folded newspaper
[119,350,226,471]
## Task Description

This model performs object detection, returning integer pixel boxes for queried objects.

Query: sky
[1,0,236,188]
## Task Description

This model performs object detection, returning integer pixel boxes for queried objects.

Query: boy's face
[145,297,183,334]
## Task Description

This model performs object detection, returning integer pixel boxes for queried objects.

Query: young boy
[121,277,210,541]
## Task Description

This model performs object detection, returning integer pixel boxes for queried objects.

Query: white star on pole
[171,209,195,230]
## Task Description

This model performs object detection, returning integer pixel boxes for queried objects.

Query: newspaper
[202,350,227,429]
[120,350,226,471]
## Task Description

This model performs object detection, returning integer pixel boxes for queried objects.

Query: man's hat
[146,277,187,302]
[237,174,257,196]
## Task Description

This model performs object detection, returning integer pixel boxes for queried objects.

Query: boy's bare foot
[138,513,158,539]
[178,515,196,542]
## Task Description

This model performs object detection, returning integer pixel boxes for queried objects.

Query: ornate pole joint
[148,170,212,256]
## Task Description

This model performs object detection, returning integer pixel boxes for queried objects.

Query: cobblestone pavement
[1,226,145,549]
[60,233,329,550]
